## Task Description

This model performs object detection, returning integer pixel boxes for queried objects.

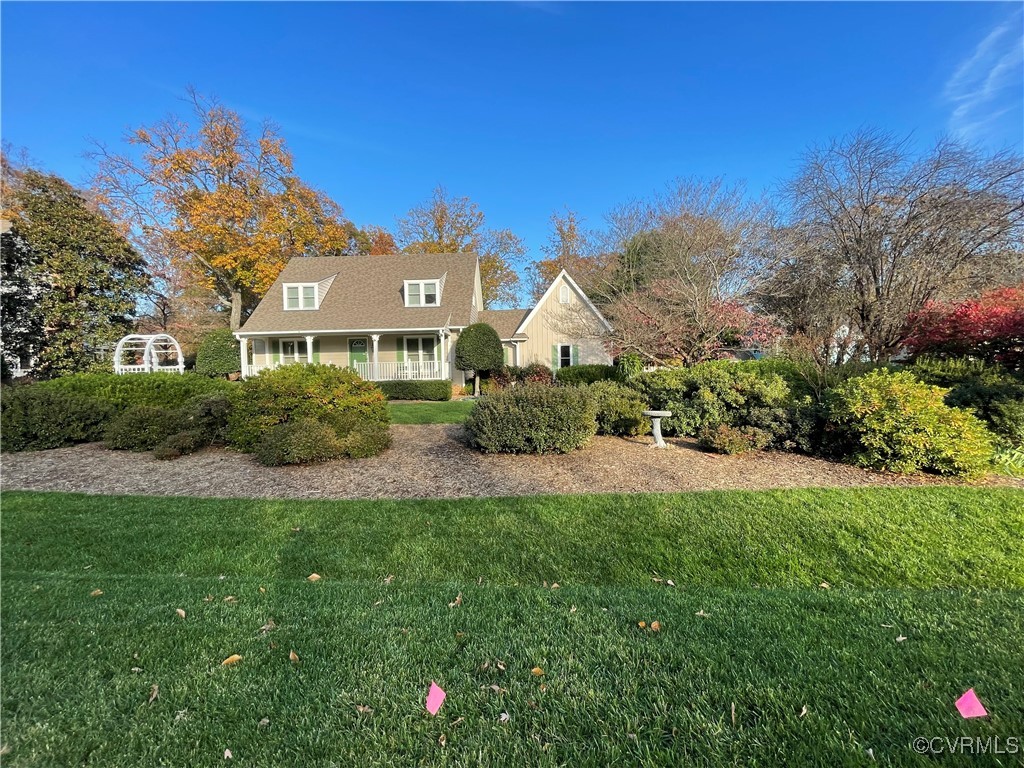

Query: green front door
[348,337,368,368]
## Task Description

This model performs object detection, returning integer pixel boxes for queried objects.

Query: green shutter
[552,345,558,369]
[272,339,280,364]
[312,338,320,363]
[396,338,405,363]
[571,345,579,366]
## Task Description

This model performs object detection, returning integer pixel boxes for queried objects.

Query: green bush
[376,380,452,401]
[633,361,793,443]
[454,323,504,375]
[227,364,389,455]
[614,353,644,382]
[1,386,113,451]
[556,364,617,386]
[340,427,393,459]
[698,424,770,455]
[103,405,182,451]
[587,380,649,437]
[255,418,347,466]
[153,429,209,460]
[521,363,554,384]
[38,372,232,410]
[177,393,233,445]
[466,384,597,454]
[488,364,554,389]
[195,329,241,377]
[825,369,995,478]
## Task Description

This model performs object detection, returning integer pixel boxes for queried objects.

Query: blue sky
[3,1,1022,274]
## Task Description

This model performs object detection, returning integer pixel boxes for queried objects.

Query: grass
[2,488,1022,766]
[388,399,475,424]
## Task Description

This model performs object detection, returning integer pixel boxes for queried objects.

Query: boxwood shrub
[255,418,347,466]
[228,364,389,456]
[825,369,995,477]
[37,372,233,410]
[376,379,452,401]
[1,386,113,451]
[587,380,649,437]
[465,384,597,454]
[555,364,617,386]
[104,405,183,451]
[195,328,241,377]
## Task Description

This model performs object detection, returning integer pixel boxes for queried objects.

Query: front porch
[238,330,454,383]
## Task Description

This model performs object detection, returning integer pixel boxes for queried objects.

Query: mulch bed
[2,425,1020,500]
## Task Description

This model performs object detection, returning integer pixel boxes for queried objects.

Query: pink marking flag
[955,689,988,719]
[425,682,446,715]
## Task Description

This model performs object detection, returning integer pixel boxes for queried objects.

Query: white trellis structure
[113,333,185,375]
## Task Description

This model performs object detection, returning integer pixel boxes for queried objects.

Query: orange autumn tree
[92,90,349,329]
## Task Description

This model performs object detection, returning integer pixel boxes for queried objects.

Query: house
[235,252,612,387]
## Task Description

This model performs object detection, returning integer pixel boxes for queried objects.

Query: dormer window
[559,284,571,304]
[284,283,318,310]
[405,280,440,307]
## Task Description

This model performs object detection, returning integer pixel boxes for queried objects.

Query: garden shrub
[376,379,452,401]
[698,424,770,455]
[37,372,232,410]
[339,427,393,459]
[1,386,113,451]
[487,364,554,390]
[194,328,241,377]
[178,393,233,445]
[465,383,597,454]
[520,363,554,384]
[633,361,793,444]
[103,405,182,451]
[455,323,504,394]
[614,353,644,383]
[587,380,649,437]
[228,364,389,455]
[153,429,209,460]
[254,418,347,466]
[825,369,995,477]
[556,364,617,386]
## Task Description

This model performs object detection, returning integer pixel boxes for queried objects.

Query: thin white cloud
[944,10,1024,141]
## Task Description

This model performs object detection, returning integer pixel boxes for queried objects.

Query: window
[559,284,571,304]
[284,283,318,310]
[405,280,440,307]
[280,339,308,363]
[404,336,437,363]
[558,344,572,369]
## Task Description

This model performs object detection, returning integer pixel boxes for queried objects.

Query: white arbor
[113,334,184,375]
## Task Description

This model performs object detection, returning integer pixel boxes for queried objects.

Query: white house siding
[516,274,611,369]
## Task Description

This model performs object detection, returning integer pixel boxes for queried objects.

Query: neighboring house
[236,252,612,386]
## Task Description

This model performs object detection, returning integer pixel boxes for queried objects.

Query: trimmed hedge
[376,380,452,401]
[466,384,597,454]
[555,364,617,386]
[227,364,389,458]
[255,418,347,466]
[1,386,113,451]
[37,372,233,410]
[587,380,649,437]
[103,406,182,451]
[153,429,210,461]
[825,369,995,477]
[195,328,241,377]
[454,323,504,374]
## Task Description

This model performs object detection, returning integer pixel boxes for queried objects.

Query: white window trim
[559,284,571,304]
[404,279,441,308]
[279,337,308,364]
[283,283,320,310]
[557,343,573,369]
[403,336,438,363]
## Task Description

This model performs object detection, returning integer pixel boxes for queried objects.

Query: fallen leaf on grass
[531,667,544,677]
[637,621,647,629]
[148,684,159,704]
[695,610,710,618]
[539,684,548,692]
[90,589,103,597]
[259,587,266,594]
[551,583,560,590]
[881,623,894,628]
[382,574,394,585]
[666,579,676,587]
[496,660,506,671]
[291,527,301,532]
[175,709,189,723]
[307,573,321,583]
[451,717,464,727]
[176,608,186,619]
[896,635,907,643]
[499,712,510,723]
[799,705,808,718]
[438,734,447,747]
[355,704,373,715]
[373,599,384,607]
[481,684,506,694]
[223,596,237,604]
[448,593,463,608]
[731,702,736,726]
[203,595,214,602]
[569,605,577,614]
[258,718,270,728]
[289,650,300,663]
[819,582,831,590]
[651,621,662,632]
[221,654,243,666]
[259,619,277,635]
[131,667,143,674]
[224,748,232,759]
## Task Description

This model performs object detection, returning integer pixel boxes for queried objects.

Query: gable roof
[515,269,612,335]
[478,309,529,340]
[239,253,479,334]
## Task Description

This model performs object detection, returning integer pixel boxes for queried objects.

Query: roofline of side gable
[514,269,613,335]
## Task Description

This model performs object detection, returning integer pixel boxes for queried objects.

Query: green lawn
[388,399,475,424]
[2,488,1022,766]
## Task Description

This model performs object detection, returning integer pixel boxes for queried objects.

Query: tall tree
[776,129,1024,362]
[341,222,398,256]
[1,162,149,377]
[396,186,524,307]
[91,89,350,329]
[526,209,606,300]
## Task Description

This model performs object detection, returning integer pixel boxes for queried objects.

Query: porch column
[305,335,314,364]
[239,337,249,378]
[370,334,380,380]
[438,330,445,379]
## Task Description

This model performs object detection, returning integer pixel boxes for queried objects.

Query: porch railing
[354,360,443,381]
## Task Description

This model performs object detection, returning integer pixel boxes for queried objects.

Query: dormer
[283,273,337,310]
[404,275,445,307]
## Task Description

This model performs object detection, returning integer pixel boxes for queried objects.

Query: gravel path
[2,425,1020,500]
